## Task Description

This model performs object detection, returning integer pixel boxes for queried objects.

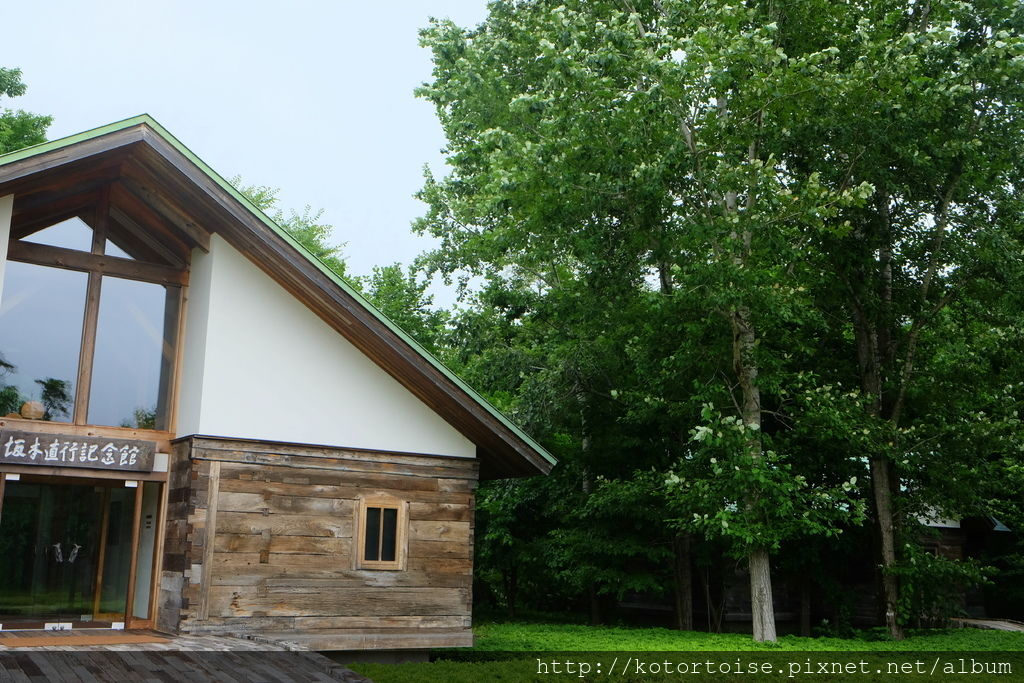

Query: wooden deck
[0,630,369,682]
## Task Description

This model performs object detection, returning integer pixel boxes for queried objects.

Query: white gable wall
[175,234,475,458]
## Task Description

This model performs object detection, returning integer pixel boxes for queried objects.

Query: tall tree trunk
[870,456,904,639]
[849,239,905,641]
[673,533,693,630]
[588,583,602,626]
[800,579,812,637]
[732,304,777,642]
[749,547,776,642]
[504,564,519,619]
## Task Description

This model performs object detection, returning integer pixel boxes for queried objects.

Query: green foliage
[364,263,449,352]
[0,67,50,154]
[121,406,157,430]
[466,620,1024,651]
[888,543,994,628]
[666,403,865,555]
[35,378,70,421]
[233,179,351,280]
[415,0,1024,633]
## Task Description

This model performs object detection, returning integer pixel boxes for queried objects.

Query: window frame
[2,187,187,432]
[354,495,408,571]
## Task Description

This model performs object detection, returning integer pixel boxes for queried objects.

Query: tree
[234,181,352,280]
[418,0,873,641]
[418,0,1024,641]
[0,67,50,154]
[775,0,1024,637]
[364,263,449,352]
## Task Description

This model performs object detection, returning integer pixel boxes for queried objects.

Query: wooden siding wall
[158,436,478,650]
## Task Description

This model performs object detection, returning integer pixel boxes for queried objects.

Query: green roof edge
[0,115,556,468]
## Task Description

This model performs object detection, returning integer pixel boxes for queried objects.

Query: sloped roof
[0,114,555,478]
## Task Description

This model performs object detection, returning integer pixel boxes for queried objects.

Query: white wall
[175,234,475,458]
[0,195,13,305]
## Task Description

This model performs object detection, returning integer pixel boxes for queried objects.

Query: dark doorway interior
[0,478,134,628]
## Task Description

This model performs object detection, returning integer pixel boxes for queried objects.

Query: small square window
[356,497,407,570]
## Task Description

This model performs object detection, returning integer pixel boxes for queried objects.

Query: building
[0,116,555,650]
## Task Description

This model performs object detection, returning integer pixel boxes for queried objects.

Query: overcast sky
[3,1,488,288]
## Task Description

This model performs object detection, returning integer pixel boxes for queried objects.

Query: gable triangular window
[21,216,94,252]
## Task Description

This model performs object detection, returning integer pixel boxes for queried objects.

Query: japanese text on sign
[0,430,155,472]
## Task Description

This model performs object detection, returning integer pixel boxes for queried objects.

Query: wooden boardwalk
[0,631,370,682]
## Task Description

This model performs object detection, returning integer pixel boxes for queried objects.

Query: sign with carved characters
[0,430,155,472]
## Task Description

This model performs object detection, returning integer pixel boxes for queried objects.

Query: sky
[2,1,489,288]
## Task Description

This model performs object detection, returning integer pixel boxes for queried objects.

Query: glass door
[0,478,134,628]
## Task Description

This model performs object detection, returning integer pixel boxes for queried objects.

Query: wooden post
[91,487,112,619]
[124,482,145,624]
[197,461,220,621]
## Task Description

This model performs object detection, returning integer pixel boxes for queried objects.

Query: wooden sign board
[0,430,155,472]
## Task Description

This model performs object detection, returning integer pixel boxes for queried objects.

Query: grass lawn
[346,621,1024,681]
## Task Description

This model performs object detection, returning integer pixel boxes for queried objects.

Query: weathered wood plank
[214,533,350,555]
[293,615,471,630]
[217,479,472,505]
[408,502,473,522]
[408,520,471,543]
[211,452,477,481]
[408,539,471,559]
[207,586,469,617]
[405,557,473,574]
[187,615,470,631]
[252,629,474,651]
[210,570,469,589]
[211,552,346,570]
[216,491,354,515]
[216,511,352,538]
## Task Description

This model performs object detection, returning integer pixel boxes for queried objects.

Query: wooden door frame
[0,474,159,630]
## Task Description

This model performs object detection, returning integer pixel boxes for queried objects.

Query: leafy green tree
[418,0,873,641]
[0,67,50,154]
[775,0,1024,637]
[234,180,352,280]
[35,378,70,421]
[418,0,1024,640]
[364,263,449,352]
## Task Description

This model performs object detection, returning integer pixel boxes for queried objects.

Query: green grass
[471,621,1024,651]
[346,621,1024,681]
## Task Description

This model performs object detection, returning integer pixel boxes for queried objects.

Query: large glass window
[0,262,88,421]
[2,202,184,431]
[89,277,178,430]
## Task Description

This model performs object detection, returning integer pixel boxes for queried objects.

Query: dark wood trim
[11,197,97,240]
[0,127,144,188]
[166,286,188,435]
[74,269,102,424]
[7,240,189,286]
[0,417,173,452]
[108,204,187,268]
[124,482,145,624]
[0,475,5,526]
[92,486,112,618]
[0,464,168,483]
[119,162,210,252]
[71,190,110,424]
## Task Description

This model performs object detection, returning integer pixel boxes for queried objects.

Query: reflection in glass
[364,507,381,561]
[88,276,177,430]
[0,481,134,625]
[21,216,94,252]
[0,262,86,421]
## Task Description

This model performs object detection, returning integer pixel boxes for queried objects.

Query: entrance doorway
[0,478,148,629]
